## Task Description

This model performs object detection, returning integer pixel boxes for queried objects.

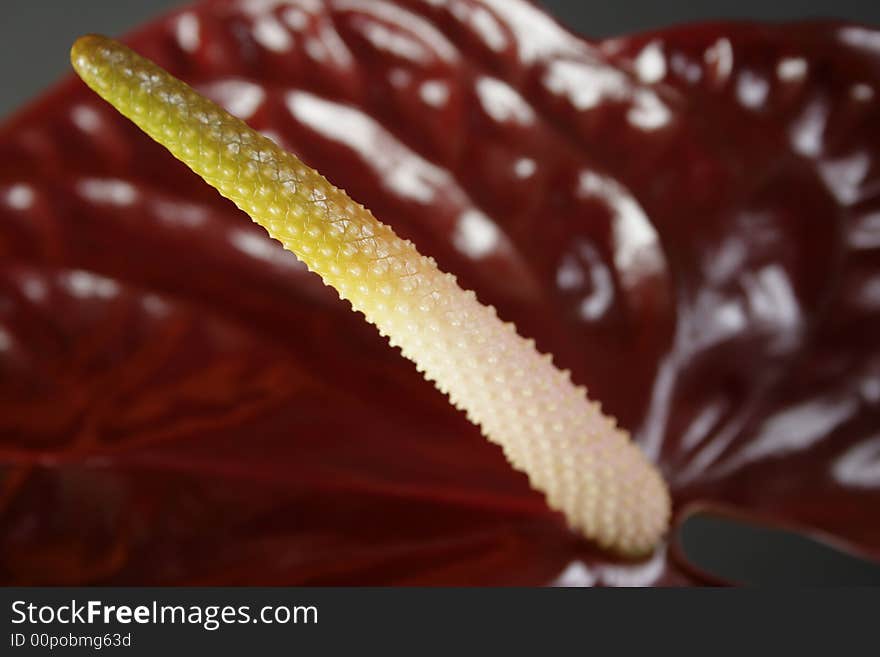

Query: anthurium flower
[0,0,878,585]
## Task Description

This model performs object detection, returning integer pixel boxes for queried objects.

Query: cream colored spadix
[71,34,670,555]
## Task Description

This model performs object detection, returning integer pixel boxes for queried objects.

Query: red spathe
[0,0,878,585]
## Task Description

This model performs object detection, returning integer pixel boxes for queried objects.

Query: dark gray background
[2,0,880,118]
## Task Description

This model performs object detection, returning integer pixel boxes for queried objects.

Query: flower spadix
[71,34,670,556]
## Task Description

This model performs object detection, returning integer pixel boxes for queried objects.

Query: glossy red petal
[0,0,877,585]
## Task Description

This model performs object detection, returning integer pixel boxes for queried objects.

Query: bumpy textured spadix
[71,34,670,555]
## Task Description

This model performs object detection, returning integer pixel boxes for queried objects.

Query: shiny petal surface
[0,0,878,585]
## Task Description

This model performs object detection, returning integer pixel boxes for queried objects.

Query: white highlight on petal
[839,26,880,54]
[253,15,293,52]
[854,273,880,311]
[628,89,671,130]
[175,12,200,53]
[6,184,34,210]
[680,401,727,451]
[819,151,870,206]
[21,276,47,302]
[78,178,137,205]
[388,68,410,88]
[552,546,669,587]
[282,7,309,31]
[71,104,101,132]
[479,0,586,62]
[789,99,828,157]
[834,435,880,489]
[577,171,664,282]
[318,23,354,68]
[476,76,534,124]
[338,0,457,63]
[687,295,748,352]
[240,0,307,15]
[704,37,733,83]
[556,254,585,290]
[64,270,120,300]
[556,241,614,322]
[670,52,702,84]
[596,543,668,587]
[544,58,670,130]
[205,80,266,120]
[737,396,858,465]
[304,37,327,62]
[142,293,170,317]
[513,157,536,179]
[551,561,597,587]
[577,251,613,320]
[544,59,627,110]
[453,209,500,259]
[260,129,283,147]
[0,327,11,353]
[287,91,451,204]
[736,70,769,109]
[363,22,428,62]
[467,6,507,53]
[744,265,800,331]
[851,83,874,102]
[419,80,449,108]
[777,56,808,82]
[634,41,666,84]
[154,199,208,228]
[862,370,880,404]
[230,228,300,268]
[848,211,880,250]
